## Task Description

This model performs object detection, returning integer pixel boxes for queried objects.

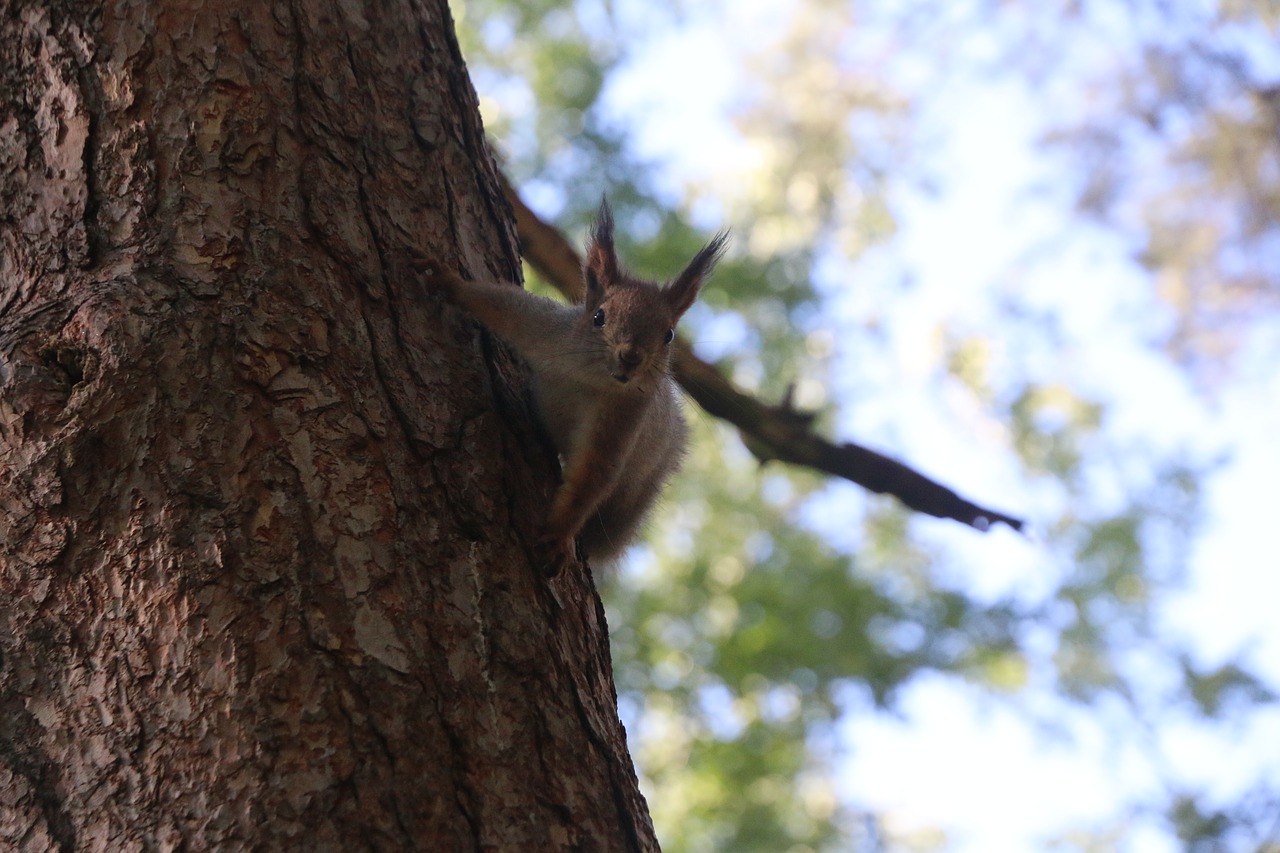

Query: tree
[1,1,656,849]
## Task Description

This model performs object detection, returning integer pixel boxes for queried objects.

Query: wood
[0,1,655,850]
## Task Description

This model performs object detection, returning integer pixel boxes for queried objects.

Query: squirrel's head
[580,199,728,388]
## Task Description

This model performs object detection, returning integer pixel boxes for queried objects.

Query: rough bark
[0,1,656,850]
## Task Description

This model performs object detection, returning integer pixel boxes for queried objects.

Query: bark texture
[0,1,656,850]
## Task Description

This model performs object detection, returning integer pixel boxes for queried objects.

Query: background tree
[455,0,1280,850]
[1,1,655,849]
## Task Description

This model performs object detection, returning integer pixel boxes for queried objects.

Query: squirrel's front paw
[537,534,577,577]
[408,253,464,294]
[407,250,438,273]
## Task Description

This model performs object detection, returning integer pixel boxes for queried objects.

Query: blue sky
[472,0,1280,846]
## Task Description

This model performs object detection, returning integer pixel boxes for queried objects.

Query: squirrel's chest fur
[531,361,679,465]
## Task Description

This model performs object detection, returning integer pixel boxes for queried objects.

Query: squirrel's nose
[617,347,642,369]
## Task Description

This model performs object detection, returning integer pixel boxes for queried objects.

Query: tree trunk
[0,1,657,850]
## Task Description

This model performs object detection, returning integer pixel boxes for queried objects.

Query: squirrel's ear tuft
[665,230,729,320]
[584,198,618,305]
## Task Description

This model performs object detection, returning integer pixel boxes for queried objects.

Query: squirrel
[431,200,728,575]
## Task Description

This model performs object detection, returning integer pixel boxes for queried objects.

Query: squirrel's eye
[664,328,675,344]
[593,308,606,327]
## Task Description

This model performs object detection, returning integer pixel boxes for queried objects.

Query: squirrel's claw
[537,534,577,578]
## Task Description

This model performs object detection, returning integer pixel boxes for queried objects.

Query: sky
[604,2,1279,849]
[825,72,1280,850]
[476,0,1280,848]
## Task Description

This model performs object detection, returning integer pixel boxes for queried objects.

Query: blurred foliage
[451,0,1279,850]
[998,0,1280,382]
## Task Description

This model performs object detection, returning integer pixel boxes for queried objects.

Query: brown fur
[435,200,727,573]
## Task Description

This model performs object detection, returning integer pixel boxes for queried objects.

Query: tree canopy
[455,1,1280,849]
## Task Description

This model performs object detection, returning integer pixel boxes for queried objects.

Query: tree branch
[499,173,1024,533]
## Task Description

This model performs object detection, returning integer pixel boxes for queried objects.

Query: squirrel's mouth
[611,373,631,384]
